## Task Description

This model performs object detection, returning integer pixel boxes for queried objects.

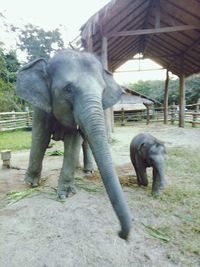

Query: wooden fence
[114,104,200,127]
[1,105,200,132]
[0,111,32,131]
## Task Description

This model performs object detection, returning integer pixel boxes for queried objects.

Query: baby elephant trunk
[152,154,166,196]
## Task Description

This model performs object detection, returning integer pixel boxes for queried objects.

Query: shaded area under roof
[79,0,200,77]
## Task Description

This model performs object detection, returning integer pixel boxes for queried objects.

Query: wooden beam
[87,37,93,52]
[139,0,155,53]
[108,25,200,37]
[101,36,113,141]
[155,0,160,29]
[179,74,185,128]
[101,36,108,69]
[114,67,164,73]
[182,36,200,55]
[164,69,169,124]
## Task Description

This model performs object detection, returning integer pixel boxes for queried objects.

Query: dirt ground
[0,123,199,267]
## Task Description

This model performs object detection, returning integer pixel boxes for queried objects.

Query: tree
[11,23,64,61]
[0,45,21,111]
[126,75,200,106]
[185,74,200,104]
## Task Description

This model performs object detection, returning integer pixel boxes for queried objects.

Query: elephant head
[16,49,132,240]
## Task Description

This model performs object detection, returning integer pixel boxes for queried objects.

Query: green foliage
[47,150,64,156]
[126,75,200,105]
[4,50,20,73]
[7,188,40,205]
[185,75,200,104]
[0,130,32,150]
[11,23,64,61]
[142,223,170,242]
[0,43,21,111]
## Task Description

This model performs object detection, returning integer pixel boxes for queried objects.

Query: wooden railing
[1,103,200,132]
[0,111,32,131]
[114,103,200,127]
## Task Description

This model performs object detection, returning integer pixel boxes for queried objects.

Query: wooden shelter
[113,88,157,124]
[114,87,156,111]
[73,0,200,129]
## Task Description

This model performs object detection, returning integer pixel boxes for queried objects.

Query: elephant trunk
[75,99,132,240]
[157,159,166,189]
[152,157,166,194]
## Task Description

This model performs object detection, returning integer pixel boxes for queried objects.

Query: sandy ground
[0,123,199,267]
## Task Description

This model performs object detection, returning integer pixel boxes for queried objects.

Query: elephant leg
[130,154,141,184]
[135,155,148,186]
[131,157,141,184]
[82,139,94,174]
[152,169,161,196]
[25,108,51,187]
[57,131,81,199]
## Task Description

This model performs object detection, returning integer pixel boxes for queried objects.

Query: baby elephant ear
[16,58,51,113]
[102,69,125,110]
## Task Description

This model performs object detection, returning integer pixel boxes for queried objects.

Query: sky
[0,0,174,84]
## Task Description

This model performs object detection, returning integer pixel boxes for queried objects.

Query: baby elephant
[130,133,166,196]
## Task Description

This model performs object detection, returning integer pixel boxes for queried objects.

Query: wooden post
[179,74,185,127]
[87,36,93,52]
[196,98,200,112]
[192,113,197,128]
[164,69,169,124]
[25,106,30,127]
[101,36,108,69]
[101,36,112,142]
[121,108,125,126]
[1,150,11,169]
[11,110,16,129]
[146,104,150,124]
[171,102,176,124]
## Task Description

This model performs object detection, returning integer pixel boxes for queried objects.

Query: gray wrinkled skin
[130,133,166,196]
[16,49,132,240]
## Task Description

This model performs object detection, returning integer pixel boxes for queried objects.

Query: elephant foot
[137,179,148,187]
[83,169,94,176]
[159,181,166,190]
[151,190,160,197]
[24,172,40,187]
[57,184,76,200]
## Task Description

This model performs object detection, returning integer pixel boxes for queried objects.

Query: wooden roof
[122,87,158,104]
[79,0,200,77]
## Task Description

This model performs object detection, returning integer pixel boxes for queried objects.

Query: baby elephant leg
[135,156,148,186]
[57,131,81,199]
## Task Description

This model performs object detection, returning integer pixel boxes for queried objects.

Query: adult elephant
[16,49,132,240]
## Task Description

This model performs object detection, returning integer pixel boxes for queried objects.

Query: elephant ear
[16,58,51,113]
[102,69,125,109]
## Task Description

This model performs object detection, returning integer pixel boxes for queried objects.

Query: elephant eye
[64,83,73,93]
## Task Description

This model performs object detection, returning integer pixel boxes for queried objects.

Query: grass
[142,146,200,264]
[47,150,64,156]
[75,176,104,193]
[125,143,200,265]
[7,188,40,205]
[142,223,170,242]
[0,129,32,151]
